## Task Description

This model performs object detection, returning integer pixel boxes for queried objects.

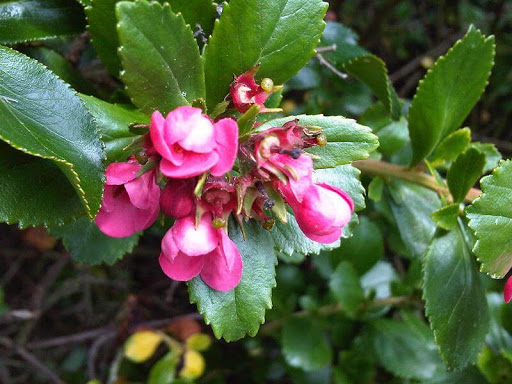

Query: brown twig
[315,53,348,79]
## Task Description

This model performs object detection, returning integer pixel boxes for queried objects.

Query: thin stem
[315,53,348,80]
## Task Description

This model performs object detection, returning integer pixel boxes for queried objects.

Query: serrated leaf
[188,220,276,341]
[447,148,486,203]
[0,0,86,44]
[329,261,365,313]
[408,26,495,166]
[282,316,332,372]
[373,313,443,380]
[204,0,328,108]
[431,204,459,230]
[423,224,489,370]
[259,115,379,169]
[80,95,148,162]
[50,217,140,265]
[466,160,512,278]
[322,22,401,119]
[116,0,205,114]
[387,179,441,259]
[429,128,471,167]
[0,46,104,223]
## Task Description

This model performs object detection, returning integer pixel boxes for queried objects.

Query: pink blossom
[160,178,196,219]
[230,67,271,113]
[159,214,242,291]
[279,182,354,244]
[150,106,238,178]
[96,160,160,238]
[505,276,512,303]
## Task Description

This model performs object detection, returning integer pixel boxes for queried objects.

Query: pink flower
[505,276,512,303]
[279,182,354,244]
[159,214,242,291]
[96,161,160,238]
[230,67,272,113]
[160,178,196,219]
[150,106,238,178]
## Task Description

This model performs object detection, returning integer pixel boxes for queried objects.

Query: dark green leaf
[408,26,495,166]
[431,203,459,230]
[0,46,104,221]
[259,115,379,169]
[0,0,85,44]
[188,220,276,341]
[466,160,512,278]
[117,0,205,114]
[51,217,139,265]
[169,0,217,38]
[447,148,486,203]
[421,367,487,384]
[429,128,471,167]
[423,225,489,370]
[329,262,365,313]
[80,95,148,162]
[471,142,501,173]
[204,0,328,108]
[282,316,332,372]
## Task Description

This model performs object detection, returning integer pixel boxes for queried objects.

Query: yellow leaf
[124,330,163,363]
[179,350,205,379]
[185,333,212,352]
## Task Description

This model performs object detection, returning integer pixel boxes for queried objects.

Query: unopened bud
[212,218,226,229]
[262,218,275,230]
[260,78,274,93]
[316,134,327,146]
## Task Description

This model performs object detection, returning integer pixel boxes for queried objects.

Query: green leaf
[329,262,365,313]
[423,224,490,370]
[0,0,85,44]
[80,95,148,162]
[332,216,384,275]
[282,316,332,372]
[360,261,397,300]
[188,220,276,341]
[204,0,328,108]
[368,177,384,202]
[0,46,104,222]
[447,148,486,203]
[259,115,379,169]
[321,22,401,119]
[421,367,488,384]
[237,105,260,137]
[116,0,205,114]
[387,179,441,259]
[148,351,179,384]
[429,128,471,167]
[408,26,495,166]
[431,204,459,230]
[169,0,217,38]
[373,312,443,380]
[471,142,501,173]
[466,160,512,278]
[50,217,139,265]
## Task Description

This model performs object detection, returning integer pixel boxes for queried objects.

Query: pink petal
[160,178,196,218]
[159,252,204,281]
[161,227,180,261]
[505,276,512,303]
[164,106,200,145]
[210,118,239,177]
[124,170,161,210]
[150,111,175,160]
[105,162,140,185]
[171,214,218,256]
[305,227,342,244]
[200,245,243,291]
[100,185,119,212]
[159,151,219,178]
[317,183,355,213]
[217,229,238,271]
[176,111,215,153]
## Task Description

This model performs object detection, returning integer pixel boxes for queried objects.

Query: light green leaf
[204,0,328,108]
[282,316,332,372]
[429,128,471,167]
[447,148,486,203]
[360,261,397,300]
[259,115,379,169]
[0,0,85,44]
[117,0,205,114]
[188,220,276,341]
[431,203,459,230]
[471,142,501,173]
[408,26,495,166]
[329,262,365,313]
[466,160,512,278]
[147,351,179,384]
[423,224,489,370]
[51,217,140,265]
[0,46,104,223]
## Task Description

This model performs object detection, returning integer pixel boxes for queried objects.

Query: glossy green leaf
[373,312,443,380]
[466,160,512,278]
[423,225,489,370]
[259,115,379,169]
[170,0,217,38]
[0,46,104,222]
[408,26,495,166]
[188,220,276,341]
[321,22,401,119]
[429,128,471,167]
[387,180,441,259]
[51,217,140,265]
[204,0,328,108]
[282,316,332,372]
[80,95,148,162]
[117,0,205,114]
[471,142,501,173]
[431,203,459,230]
[0,0,85,44]
[329,262,365,313]
[447,148,486,203]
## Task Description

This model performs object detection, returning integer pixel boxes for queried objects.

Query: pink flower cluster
[95,69,354,292]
